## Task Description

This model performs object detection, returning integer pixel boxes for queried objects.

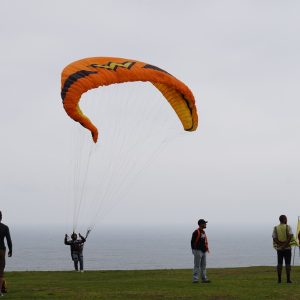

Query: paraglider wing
[61,57,198,142]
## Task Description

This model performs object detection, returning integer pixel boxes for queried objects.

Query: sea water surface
[6,223,300,271]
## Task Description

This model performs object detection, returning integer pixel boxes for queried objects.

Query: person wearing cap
[191,219,210,283]
[272,215,293,283]
[64,232,86,272]
[0,211,12,296]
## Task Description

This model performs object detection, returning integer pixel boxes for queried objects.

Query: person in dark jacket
[191,219,210,283]
[0,211,12,296]
[64,232,86,272]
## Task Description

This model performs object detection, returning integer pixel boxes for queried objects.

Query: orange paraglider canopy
[61,57,198,142]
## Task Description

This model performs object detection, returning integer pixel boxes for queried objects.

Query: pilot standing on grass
[64,232,86,272]
[0,210,12,296]
[191,219,210,283]
[272,214,293,283]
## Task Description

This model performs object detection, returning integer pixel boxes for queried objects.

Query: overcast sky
[1,0,300,230]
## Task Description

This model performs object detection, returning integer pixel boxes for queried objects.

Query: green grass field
[3,266,300,299]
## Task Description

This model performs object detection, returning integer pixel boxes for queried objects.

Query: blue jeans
[192,250,207,281]
[72,252,84,271]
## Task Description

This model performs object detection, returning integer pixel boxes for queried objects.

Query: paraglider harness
[67,230,91,255]
[64,232,86,261]
[71,234,86,253]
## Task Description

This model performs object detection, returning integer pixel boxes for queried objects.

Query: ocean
[5,224,300,271]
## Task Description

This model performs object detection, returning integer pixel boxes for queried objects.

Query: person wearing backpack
[272,215,293,283]
[0,211,12,296]
[191,219,210,283]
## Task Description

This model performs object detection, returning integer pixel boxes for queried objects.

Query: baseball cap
[198,219,208,225]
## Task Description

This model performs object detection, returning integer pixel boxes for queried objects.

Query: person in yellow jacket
[272,215,293,283]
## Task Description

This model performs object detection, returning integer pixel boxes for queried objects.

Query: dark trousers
[277,249,291,266]
[0,249,5,277]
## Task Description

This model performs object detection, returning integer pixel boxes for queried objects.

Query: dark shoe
[287,280,292,284]
[202,279,211,283]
